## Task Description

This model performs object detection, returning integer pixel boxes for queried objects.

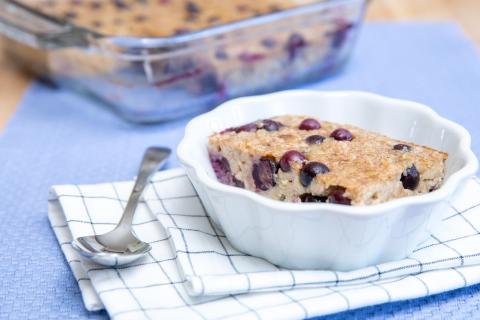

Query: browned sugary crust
[17,0,318,37]
[208,115,448,205]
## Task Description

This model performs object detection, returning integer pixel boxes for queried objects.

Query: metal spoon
[72,147,171,267]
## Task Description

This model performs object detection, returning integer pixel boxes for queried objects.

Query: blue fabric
[0,22,479,319]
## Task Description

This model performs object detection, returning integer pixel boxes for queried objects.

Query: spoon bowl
[72,146,171,267]
[72,236,151,267]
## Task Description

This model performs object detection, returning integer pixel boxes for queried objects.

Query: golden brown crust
[208,115,448,205]
[17,0,317,37]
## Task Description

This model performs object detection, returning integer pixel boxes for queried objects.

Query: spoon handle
[119,147,171,228]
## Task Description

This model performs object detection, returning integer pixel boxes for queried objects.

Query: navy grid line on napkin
[1,22,480,319]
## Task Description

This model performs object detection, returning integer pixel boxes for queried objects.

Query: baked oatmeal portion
[17,0,319,37]
[208,115,448,205]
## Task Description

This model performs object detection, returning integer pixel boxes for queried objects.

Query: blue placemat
[0,22,479,319]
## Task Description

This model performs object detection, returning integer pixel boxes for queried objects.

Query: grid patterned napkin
[48,168,480,319]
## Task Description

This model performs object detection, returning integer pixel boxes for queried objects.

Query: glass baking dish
[0,0,367,123]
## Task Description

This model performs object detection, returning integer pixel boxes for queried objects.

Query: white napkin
[48,169,480,319]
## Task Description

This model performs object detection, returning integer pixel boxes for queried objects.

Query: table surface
[0,0,479,129]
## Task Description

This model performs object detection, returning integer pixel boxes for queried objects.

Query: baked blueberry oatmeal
[16,0,356,95]
[208,115,448,205]
[17,0,319,37]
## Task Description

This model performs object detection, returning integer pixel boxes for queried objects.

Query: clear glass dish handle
[0,0,91,49]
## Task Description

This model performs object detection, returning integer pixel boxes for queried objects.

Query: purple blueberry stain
[261,38,277,48]
[300,162,330,187]
[238,52,265,63]
[327,188,351,205]
[185,1,201,21]
[215,49,229,60]
[252,157,277,191]
[299,118,321,131]
[261,119,283,131]
[209,153,244,188]
[286,33,307,61]
[232,177,245,188]
[198,72,218,93]
[279,150,306,172]
[221,122,258,134]
[113,0,128,10]
[328,20,354,49]
[401,164,420,190]
[330,128,353,141]
[305,135,325,145]
[300,193,327,203]
[221,119,282,134]
[393,144,411,152]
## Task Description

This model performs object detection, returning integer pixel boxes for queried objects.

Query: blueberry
[198,73,218,93]
[286,33,307,61]
[330,128,353,141]
[261,38,277,48]
[261,119,283,131]
[64,11,77,19]
[327,189,351,205]
[299,118,321,130]
[300,162,329,187]
[233,177,245,188]
[252,157,277,191]
[185,1,200,21]
[393,144,411,152]
[209,153,244,187]
[401,165,420,190]
[237,122,258,132]
[329,21,354,49]
[186,1,200,13]
[113,0,128,10]
[222,119,282,134]
[279,150,306,172]
[238,52,265,63]
[215,49,229,60]
[300,193,327,203]
[221,122,257,134]
[305,135,325,145]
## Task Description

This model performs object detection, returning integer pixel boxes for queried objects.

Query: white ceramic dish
[177,90,478,271]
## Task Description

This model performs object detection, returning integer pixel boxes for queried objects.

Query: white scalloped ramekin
[177,90,478,271]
